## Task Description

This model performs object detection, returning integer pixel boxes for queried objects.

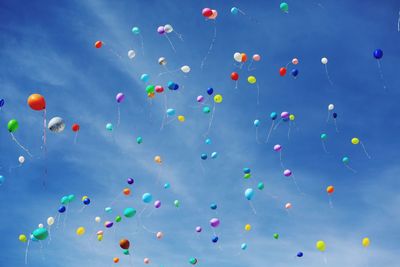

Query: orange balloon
[123,188,131,196]
[154,155,162,164]
[327,185,334,194]
[27,94,46,111]
[113,257,119,263]
[241,53,247,62]
[148,92,155,98]
[119,239,130,249]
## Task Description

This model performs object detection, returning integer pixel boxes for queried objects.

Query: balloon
[113,257,119,263]
[281,111,289,119]
[212,236,219,243]
[316,240,326,251]
[105,221,113,228]
[154,200,161,208]
[351,137,360,145]
[257,182,264,190]
[245,224,251,231]
[156,231,163,239]
[30,234,38,242]
[155,85,164,93]
[166,108,176,116]
[61,196,69,204]
[105,207,112,213]
[321,133,327,140]
[243,167,251,174]
[58,206,66,213]
[244,188,254,200]
[233,52,242,62]
[123,249,129,255]
[205,138,211,144]
[283,169,292,177]
[106,123,113,131]
[7,119,19,132]
[253,54,261,61]
[203,106,211,114]
[241,243,248,250]
[273,233,279,239]
[231,7,239,15]
[164,182,170,189]
[128,50,136,59]
[362,237,370,247]
[48,117,65,133]
[140,74,149,82]
[72,123,80,132]
[195,226,202,233]
[144,258,150,264]
[333,112,337,118]
[28,94,46,111]
[280,2,289,13]
[76,227,85,236]
[146,85,155,94]
[158,57,167,65]
[178,115,185,122]
[174,199,180,207]
[164,24,173,33]
[253,120,260,127]
[231,72,239,81]
[68,194,75,202]
[33,228,48,240]
[270,112,278,120]
[297,252,303,257]
[0,175,5,185]
[214,94,223,103]
[321,57,328,64]
[131,27,140,34]
[209,10,218,19]
[0,99,4,107]
[142,193,153,203]
[127,178,134,184]
[210,203,217,210]
[189,257,198,265]
[292,58,299,65]
[154,155,162,164]
[95,217,101,223]
[120,239,130,249]
[157,26,165,34]
[197,95,204,102]
[202,8,213,17]
[181,65,191,73]
[289,114,295,120]
[207,87,214,95]
[124,208,136,218]
[201,153,207,160]
[248,76,256,84]
[167,81,179,90]
[210,218,220,228]
[19,234,27,243]
[373,49,383,59]
[328,104,335,111]
[123,188,131,196]
[94,41,102,48]
[279,67,287,76]
[18,156,25,164]
[38,223,44,228]
[211,152,218,159]
[327,185,334,194]
[291,69,299,77]
[116,93,125,103]
[342,156,350,164]
[285,203,292,209]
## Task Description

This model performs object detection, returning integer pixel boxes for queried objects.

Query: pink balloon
[209,9,218,19]
[283,169,292,177]
[285,203,292,209]
[197,95,204,102]
[292,58,299,65]
[210,218,220,228]
[273,144,282,152]
[195,226,202,232]
[144,258,150,264]
[253,54,261,61]
[154,200,161,208]
[281,111,289,119]
[156,231,163,239]
[157,26,165,34]
[116,93,125,103]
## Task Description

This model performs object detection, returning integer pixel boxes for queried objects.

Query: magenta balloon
[273,144,282,151]
[210,218,220,228]
[283,169,292,177]
[281,111,289,119]
[154,200,161,208]
[116,93,125,103]
[197,95,204,102]
[157,26,165,34]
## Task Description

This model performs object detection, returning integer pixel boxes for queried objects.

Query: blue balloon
[83,198,91,205]
[142,193,153,203]
[212,236,219,243]
[231,7,239,15]
[58,206,66,213]
[241,243,248,250]
[206,88,214,95]
[201,153,207,160]
[211,152,218,159]
[140,73,150,82]
[254,119,260,127]
[342,156,350,164]
[166,108,176,116]
[270,112,278,120]
[168,81,179,90]
[0,99,4,107]
[205,138,211,144]
[244,188,254,200]
[164,182,170,189]
[373,49,383,59]
[243,167,251,174]
[333,112,337,118]
[0,175,4,185]
[297,252,303,257]
[291,69,299,77]
[210,203,217,210]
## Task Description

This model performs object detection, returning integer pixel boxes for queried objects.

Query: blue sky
[1,0,400,266]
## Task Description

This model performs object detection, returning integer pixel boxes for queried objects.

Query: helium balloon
[214,94,223,103]
[167,81,179,90]
[105,207,112,213]
[106,123,113,131]
[289,114,295,121]
[0,175,4,185]
[291,69,299,77]
[38,223,44,228]
[245,224,251,231]
[210,203,217,210]
[321,57,328,64]
[279,67,287,76]
[203,106,211,114]
[195,226,202,233]
[67,194,75,202]
[154,200,161,208]
[120,239,130,249]
[273,233,279,239]
[128,50,136,59]
[241,53,247,62]
[209,10,218,19]
[155,85,164,93]
[280,2,289,13]
[327,185,334,194]
[241,243,248,250]
[166,108,176,116]
[19,234,27,243]
[362,237,370,247]
[253,54,261,61]
[285,203,292,209]
[254,120,260,127]
[181,65,191,73]
[123,188,131,196]
[18,156,25,164]
[131,27,140,34]
[316,240,326,251]
[28,94,46,111]
[257,182,264,190]
[321,133,328,140]
[140,74,150,82]
[164,24,173,33]
[248,76,256,84]
[270,112,278,120]
[144,258,150,264]
[178,115,185,122]
[207,87,214,95]
[116,93,125,103]
[136,136,142,144]
[342,156,350,164]
[76,227,85,236]
[205,138,211,144]
[7,119,18,132]
[164,182,170,189]
[113,257,119,263]
[142,193,153,203]
[233,52,242,62]
[197,95,204,102]
[33,228,48,240]
[94,41,102,48]
[373,49,383,59]
[328,104,335,110]
[146,85,155,94]
[211,152,218,159]
[281,111,289,119]
[174,199,180,207]
[127,178,134,184]
[72,123,80,132]
[105,221,113,228]
[156,231,163,239]
[157,26,165,34]
[274,144,282,151]
[297,252,303,257]
[189,257,198,265]
[231,7,239,15]
[123,249,129,255]
[244,188,254,200]
[283,169,292,177]
[212,236,219,243]
[124,208,136,218]
[202,8,213,17]
[351,137,360,145]
[231,72,239,81]
[333,112,337,118]
[292,58,299,65]
[154,155,162,164]
[201,153,207,160]
[0,99,4,107]
[48,117,65,133]
[158,57,167,65]
[210,218,220,228]
[58,206,66,213]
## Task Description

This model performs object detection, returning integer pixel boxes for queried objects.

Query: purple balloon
[154,200,161,208]
[157,26,165,34]
[197,95,204,102]
[210,218,220,228]
[195,226,202,232]
[116,93,125,103]
[281,111,289,119]
[273,144,282,152]
[127,178,134,184]
[283,169,292,177]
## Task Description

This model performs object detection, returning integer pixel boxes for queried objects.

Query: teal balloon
[131,27,140,35]
[320,133,327,140]
[105,207,112,213]
[106,123,113,131]
[164,183,170,189]
[203,106,211,114]
[280,2,288,12]
[140,74,149,82]
[174,199,180,207]
[32,228,48,240]
[257,182,264,190]
[124,208,136,218]
[67,194,75,202]
[136,136,143,144]
[123,249,130,255]
[0,175,4,185]
[241,243,248,250]
[60,196,69,204]
[244,188,254,200]
[342,156,350,164]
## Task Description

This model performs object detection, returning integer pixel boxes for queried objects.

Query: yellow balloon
[214,94,223,103]
[76,226,85,236]
[19,234,27,243]
[316,240,326,251]
[81,196,88,201]
[289,114,295,121]
[244,224,251,231]
[247,76,256,84]
[351,137,360,145]
[97,234,103,241]
[362,237,370,247]
[178,115,185,122]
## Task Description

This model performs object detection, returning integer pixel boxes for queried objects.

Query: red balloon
[27,94,46,111]
[155,86,164,93]
[279,67,287,76]
[202,8,213,17]
[72,123,80,132]
[119,239,130,249]
[95,41,103,48]
[230,72,239,81]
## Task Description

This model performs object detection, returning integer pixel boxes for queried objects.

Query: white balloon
[164,24,173,33]
[321,57,328,64]
[38,223,44,228]
[18,156,25,164]
[181,65,191,73]
[48,117,65,133]
[95,216,101,223]
[328,104,335,111]
[158,57,167,66]
[233,52,242,63]
[47,217,55,226]
[128,50,136,59]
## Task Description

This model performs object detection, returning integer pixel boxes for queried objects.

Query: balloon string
[279,151,285,169]
[321,140,329,153]
[174,31,184,41]
[291,174,304,195]
[287,121,291,140]
[247,59,256,71]
[273,119,282,130]
[326,110,331,123]
[204,104,216,137]
[360,142,371,159]
[164,34,176,53]
[265,121,274,143]
[10,133,33,157]
[328,197,334,208]
[249,201,257,215]
[324,64,333,86]
[377,60,387,91]
[63,204,69,230]
[117,104,121,127]
[398,10,400,32]
[73,133,78,144]
[139,34,145,56]
[25,240,30,265]
[344,163,357,173]
[138,206,156,234]
[333,118,339,133]
[256,83,260,105]
[200,20,217,70]
[255,128,260,144]
[235,80,238,89]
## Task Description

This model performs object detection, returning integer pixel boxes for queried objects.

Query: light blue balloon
[254,119,260,127]
[231,7,239,15]
[131,26,140,35]
[142,193,153,203]
[342,156,350,164]
[106,123,113,131]
[140,74,149,82]
[241,243,248,250]
[205,138,211,144]
[0,175,5,185]
[244,188,254,200]
[164,182,170,189]
[105,207,112,213]
[211,152,218,159]
[166,108,176,116]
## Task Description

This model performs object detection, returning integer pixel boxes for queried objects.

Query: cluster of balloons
[202,8,218,19]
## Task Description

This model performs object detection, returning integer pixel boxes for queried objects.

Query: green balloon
[280,2,288,12]
[146,85,155,94]
[115,215,122,222]
[243,173,251,179]
[124,208,136,218]
[273,233,279,239]
[67,194,75,202]
[257,182,264,190]
[7,119,18,133]
[60,196,69,204]
[189,257,197,265]
[174,200,180,207]
[33,228,48,240]
[123,249,130,255]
